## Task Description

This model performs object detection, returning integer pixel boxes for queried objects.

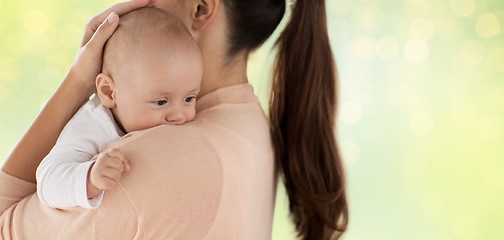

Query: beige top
[0,83,277,240]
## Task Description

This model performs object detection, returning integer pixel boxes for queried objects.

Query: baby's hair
[102,7,198,79]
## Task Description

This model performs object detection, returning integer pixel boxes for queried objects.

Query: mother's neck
[193,4,248,98]
[199,47,248,98]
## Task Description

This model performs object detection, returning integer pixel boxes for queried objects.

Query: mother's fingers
[84,12,119,52]
[80,0,155,48]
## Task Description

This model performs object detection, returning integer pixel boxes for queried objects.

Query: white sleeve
[36,97,120,209]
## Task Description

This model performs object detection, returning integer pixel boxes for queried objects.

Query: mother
[0,0,347,239]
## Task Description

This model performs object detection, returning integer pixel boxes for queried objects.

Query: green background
[1,0,503,239]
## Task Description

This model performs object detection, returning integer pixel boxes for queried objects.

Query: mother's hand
[69,0,157,96]
[1,0,157,184]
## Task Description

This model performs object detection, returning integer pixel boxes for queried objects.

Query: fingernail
[107,12,117,24]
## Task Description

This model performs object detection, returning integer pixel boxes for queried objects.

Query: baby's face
[111,45,202,133]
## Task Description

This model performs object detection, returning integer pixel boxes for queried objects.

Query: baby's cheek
[124,116,155,132]
[187,108,196,122]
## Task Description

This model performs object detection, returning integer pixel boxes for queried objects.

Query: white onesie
[36,96,124,209]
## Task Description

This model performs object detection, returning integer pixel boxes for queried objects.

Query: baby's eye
[184,96,196,103]
[154,100,167,106]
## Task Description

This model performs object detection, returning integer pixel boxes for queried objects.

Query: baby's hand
[87,148,130,198]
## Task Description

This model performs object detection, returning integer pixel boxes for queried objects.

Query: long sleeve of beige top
[0,83,278,240]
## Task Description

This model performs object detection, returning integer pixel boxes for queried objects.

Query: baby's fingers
[123,159,130,172]
[104,167,123,180]
[94,174,117,190]
[106,148,124,160]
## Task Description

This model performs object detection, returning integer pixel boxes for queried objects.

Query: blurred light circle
[459,40,485,64]
[0,57,21,82]
[3,32,26,57]
[23,9,49,34]
[340,101,363,125]
[404,0,430,18]
[409,111,434,136]
[341,141,360,165]
[478,115,503,140]
[450,94,475,120]
[410,18,436,40]
[387,82,415,105]
[354,36,379,60]
[38,69,63,93]
[451,0,476,17]
[378,36,400,60]
[475,13,501,38]
[328,0,354,17]
[404,39,429,63]
[452,217,478,240]
[436,15,464,39]
[0,83,8,103]
[353,4,385,32]
[489,86,504,112]
[328,18,352,43]
[421,192,445,216]
[430,234,451,240]
[486,48,504,72]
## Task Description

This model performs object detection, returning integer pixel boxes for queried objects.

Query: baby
[36,8,202,209]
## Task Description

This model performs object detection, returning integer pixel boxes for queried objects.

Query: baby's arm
[36,98,122,209]
[87,148,130,198]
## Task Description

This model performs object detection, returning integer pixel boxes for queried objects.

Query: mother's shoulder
[106,123,223,239]
[105,123,212,153]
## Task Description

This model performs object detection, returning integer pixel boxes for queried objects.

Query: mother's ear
[191,0,219,31]
[96,73,117,108]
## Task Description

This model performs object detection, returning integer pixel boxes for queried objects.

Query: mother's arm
[1,0,155,184]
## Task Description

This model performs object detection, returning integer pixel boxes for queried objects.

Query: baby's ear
[96,73,116,108]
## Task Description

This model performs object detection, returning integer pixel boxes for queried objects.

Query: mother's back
[0,84,276,240]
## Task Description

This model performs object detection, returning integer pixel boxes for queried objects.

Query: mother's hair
[221,0,348,239]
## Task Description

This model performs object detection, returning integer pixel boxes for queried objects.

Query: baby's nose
[165,112,185,125]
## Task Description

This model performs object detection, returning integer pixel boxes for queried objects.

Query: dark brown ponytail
[221,0,348,238]
[270,1,348,239]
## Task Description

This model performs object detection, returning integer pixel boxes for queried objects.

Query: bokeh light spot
[475,13,501,38]
[22,32,47,53]
[459,40,485,64]
[387,82,416,106]
[404,0,430,18]
[477,115,502,140]
[58,23,83,48]
[404,39,429,63]
[410,18,436,40]
[378,36,400,60]
[421,192,445,216]
[340,101,363,125]
[23,9,49,34]
[353,4,385,32]
[450,94,475,120]
[3,32,26,57]
[328,18,352,43]
[486,48,504,72]
[354,36,379,60]
[452,217,478,240]
[0,57,21,82]
[0,83,9,104]
[39,69,62,93]
[489,86,504,111]
[436,15,464,39]
[341,141,360,165]
[409,111,434,136]
[451,0,476,17]
[430,233,452,240]
[328,0,354,17]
